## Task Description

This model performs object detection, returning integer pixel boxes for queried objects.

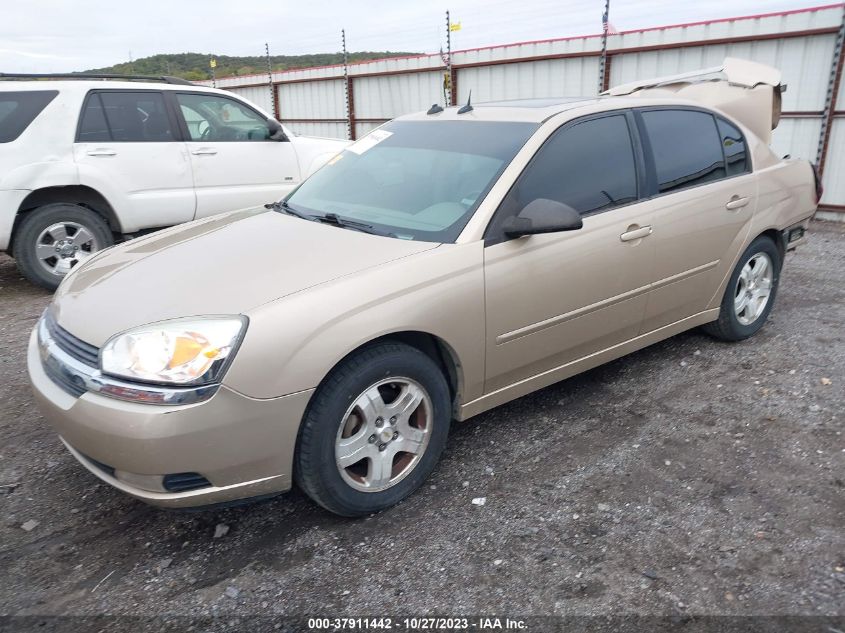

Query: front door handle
[85,148,116,157]
[191,148,218,156]
[725,195,750,210]
[620,225,653,242]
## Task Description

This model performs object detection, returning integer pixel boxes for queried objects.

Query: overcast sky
[0,0,831,73]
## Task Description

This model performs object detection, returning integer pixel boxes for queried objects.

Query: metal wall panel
[286,121,347,139]
[611,5,842,52]
[456,57,601,103]
[354,121,384,139]
[227,85,274,116]
[610,34,837,111]
[820,119,845,206]
[354,72,444,119]
[771,117,823,161]
[278,80,346,120]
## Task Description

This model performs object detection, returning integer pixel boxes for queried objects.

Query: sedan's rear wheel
[295,342,450,516]
[703,235,781,341]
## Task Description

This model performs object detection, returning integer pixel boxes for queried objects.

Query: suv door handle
[725,196,750,210]
[86,149,116,157]
[620,225,653,242]
[191,148,218,156]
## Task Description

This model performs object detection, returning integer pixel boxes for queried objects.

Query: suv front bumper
[27,326,313,508]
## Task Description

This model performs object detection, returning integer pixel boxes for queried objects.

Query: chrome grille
[44,311,99,368]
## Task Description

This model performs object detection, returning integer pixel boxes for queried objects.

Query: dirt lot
[0,222,843,630]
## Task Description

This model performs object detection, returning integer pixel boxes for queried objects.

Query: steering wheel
[198,120,211,141]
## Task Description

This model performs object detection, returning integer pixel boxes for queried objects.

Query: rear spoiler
[602,58,785,144]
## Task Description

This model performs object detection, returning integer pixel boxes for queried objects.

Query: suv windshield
[284,120,538,243]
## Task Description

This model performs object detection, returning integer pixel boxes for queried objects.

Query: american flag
[602,12,619,35]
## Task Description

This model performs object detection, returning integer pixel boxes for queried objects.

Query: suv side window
[77,91,174,142]
[717,117,749,176]
[640,109,725,193]
[0,90,58,143]
[175,93,271,142]
[487,113,639,241]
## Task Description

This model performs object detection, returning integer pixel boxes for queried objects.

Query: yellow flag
[209,58,217,69]
[449,21,461,32]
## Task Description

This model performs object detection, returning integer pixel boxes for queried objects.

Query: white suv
[0,74,348,289]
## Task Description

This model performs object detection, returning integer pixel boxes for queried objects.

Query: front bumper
[27,327,314,508]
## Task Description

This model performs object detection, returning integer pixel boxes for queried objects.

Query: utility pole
[445,10,452,106]
[265,42,276,118]
[816,4,845,173]
[598,0,610,93]
[342,29,352,140]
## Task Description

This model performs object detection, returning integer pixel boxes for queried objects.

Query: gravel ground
[0,222,843,630]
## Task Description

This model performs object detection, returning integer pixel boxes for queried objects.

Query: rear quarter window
[0,90,58,142]
[717,118,750,176]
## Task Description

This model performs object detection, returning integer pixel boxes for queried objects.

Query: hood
[52,208,438,346]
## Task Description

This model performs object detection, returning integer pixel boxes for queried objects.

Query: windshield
[285,120,538,242]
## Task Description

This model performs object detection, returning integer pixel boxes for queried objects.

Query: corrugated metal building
[212,3,845,216]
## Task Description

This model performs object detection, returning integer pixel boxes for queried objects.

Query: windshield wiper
[314,213,396,237]
[267,202,394,237]
[265,200,314,221]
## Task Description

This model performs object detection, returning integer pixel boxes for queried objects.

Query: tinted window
[717,118,749,176]
[492,114,638,232]
[0,90,58,143]
[642,110,725,193]
[176,93,270,142]
[77,91,174,142]
[77,95,111,142]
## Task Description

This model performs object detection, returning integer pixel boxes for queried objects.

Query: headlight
[100,317,247,386]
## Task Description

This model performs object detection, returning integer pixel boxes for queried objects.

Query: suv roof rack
[0,72,195,86]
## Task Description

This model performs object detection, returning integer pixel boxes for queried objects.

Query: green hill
[84,51,417,81]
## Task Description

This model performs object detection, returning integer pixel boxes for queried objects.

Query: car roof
[0,80,226,94]
[396,95,707,124]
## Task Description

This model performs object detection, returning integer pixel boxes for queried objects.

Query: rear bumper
[0,189,30,251]
[27,327,314,508]
[783,218,811,251]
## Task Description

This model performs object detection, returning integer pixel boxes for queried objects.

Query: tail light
[810,163,823,205]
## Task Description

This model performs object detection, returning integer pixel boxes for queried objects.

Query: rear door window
[0,90,58,142]
[641,109,726,193]
[76,91,175,142]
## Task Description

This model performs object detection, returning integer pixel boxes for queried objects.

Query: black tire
[702,235,782,342]
[13,203,113,291]
[295,341,451,517]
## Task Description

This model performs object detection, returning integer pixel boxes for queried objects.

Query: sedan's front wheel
[295,342,451,516]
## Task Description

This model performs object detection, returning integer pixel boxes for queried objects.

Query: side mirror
[267,119,288,141]
[502,198,583,238]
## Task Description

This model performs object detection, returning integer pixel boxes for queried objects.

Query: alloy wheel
[335,377,433,493]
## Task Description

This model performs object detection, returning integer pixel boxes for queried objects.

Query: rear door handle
[191,148,218,156]
[620,225,653,242]
[85,148,116,157]
[725,196,750,210]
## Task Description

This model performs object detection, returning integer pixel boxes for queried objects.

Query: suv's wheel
[702,235,782,341]
[13,203,113,290]
[295,342,451,517]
